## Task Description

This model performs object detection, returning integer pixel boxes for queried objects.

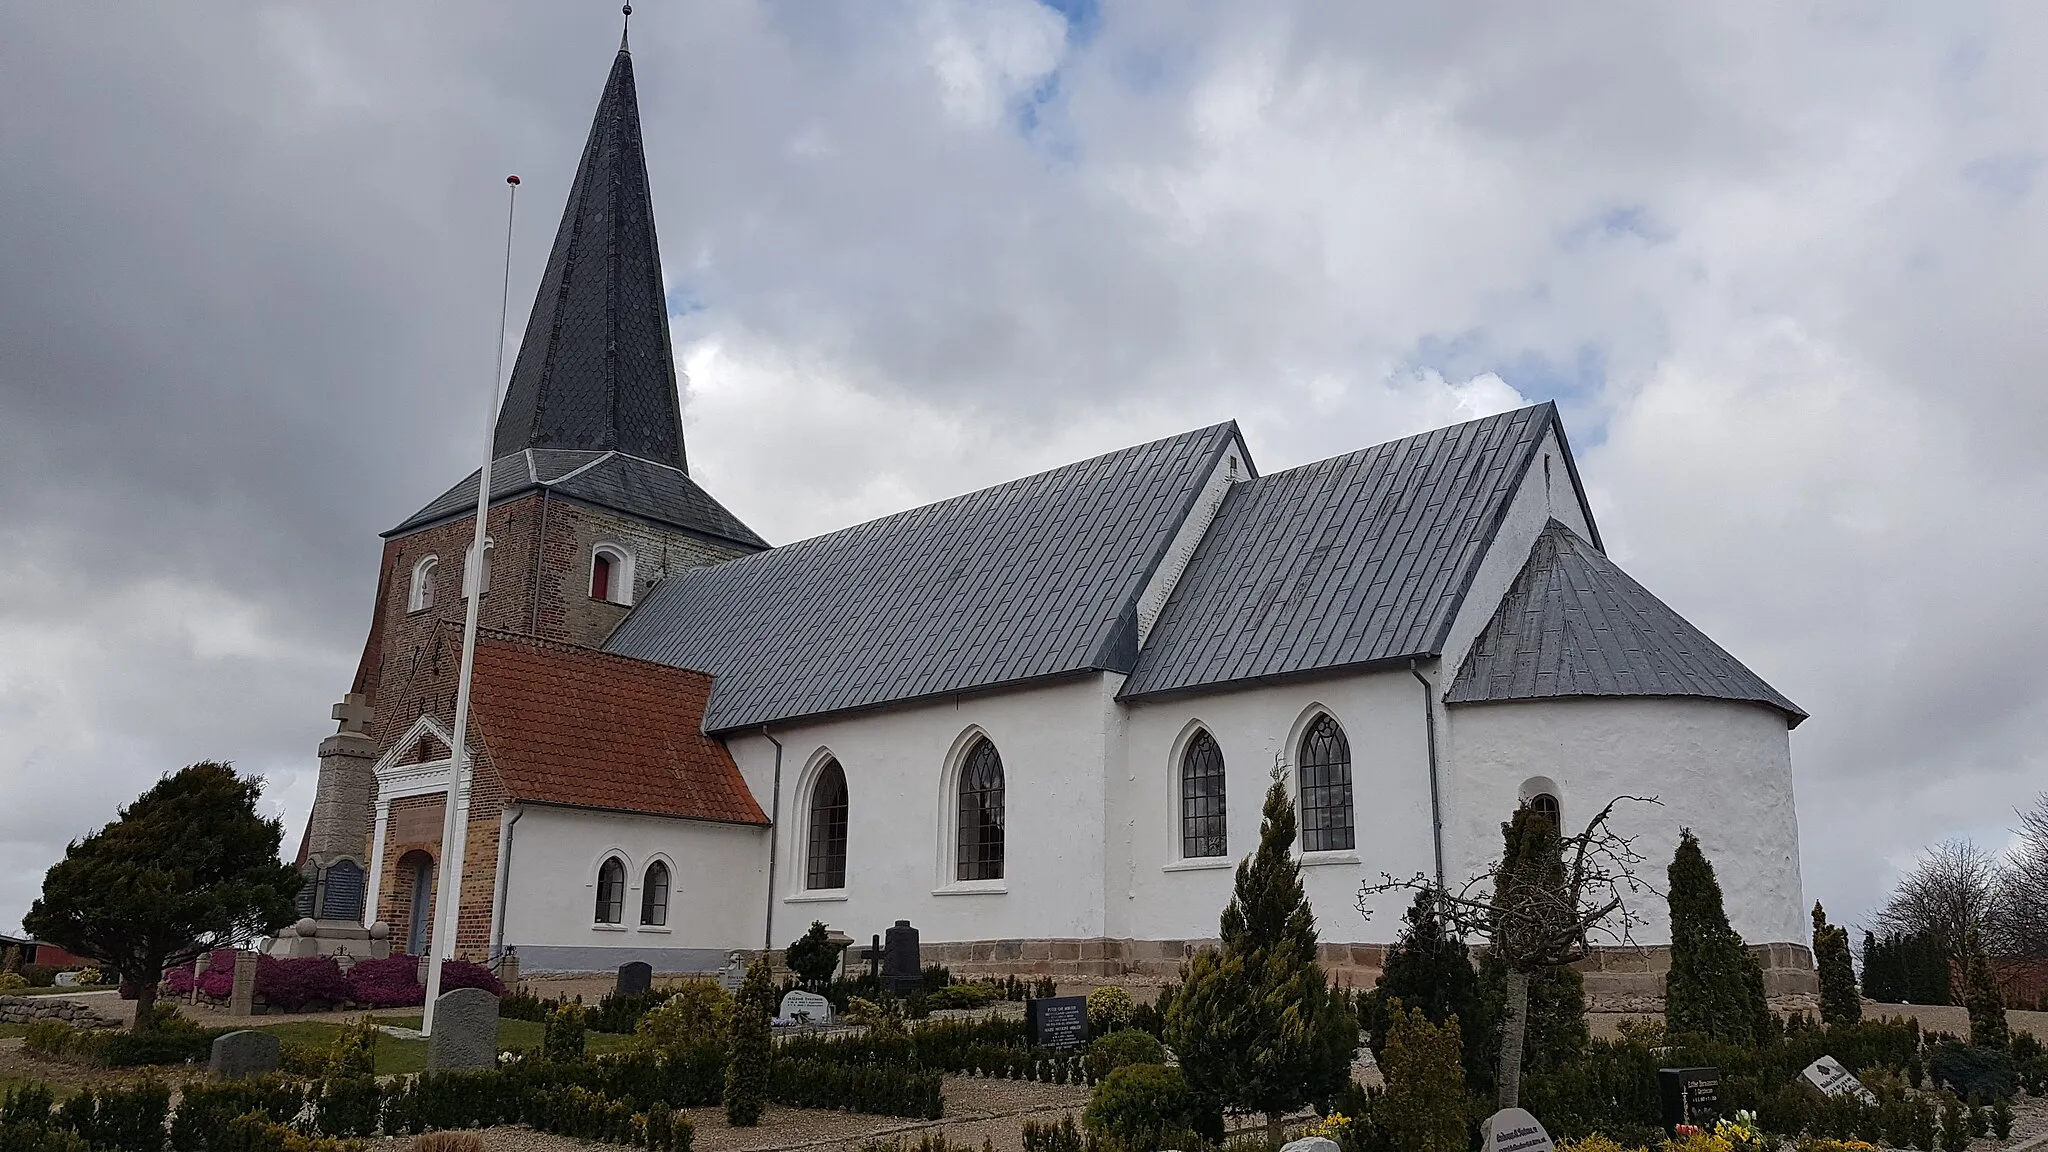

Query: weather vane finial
[621,5,632,52]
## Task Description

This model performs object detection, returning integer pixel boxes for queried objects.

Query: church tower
[293,27,765,933]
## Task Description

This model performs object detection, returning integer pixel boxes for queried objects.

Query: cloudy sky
[4,1,2045,941]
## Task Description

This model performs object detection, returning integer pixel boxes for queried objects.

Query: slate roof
[386,448,767,549]
[605,423,1248,732]
[469,630,769,823]
[1446,521,1804,724]
[491,41,689,472]
[1122,403,1593,697]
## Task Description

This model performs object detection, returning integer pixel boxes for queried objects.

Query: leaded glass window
[807,759,849,890]
[956,739,1005,881]
[1529,792,1560,830]
[1298,715,1355,852]
[595,856,626,924]
[640,861,670,926]
[1180,730,1227,858]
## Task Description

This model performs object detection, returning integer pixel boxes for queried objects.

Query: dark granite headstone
[1659,1067,1722,1133]
[1026,995,1090,1049]
[882,919,921,994]
[427,986,500,1072]
[210,1030,281,1080]
[617,961,653,997]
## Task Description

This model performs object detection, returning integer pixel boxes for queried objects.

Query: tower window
[1528,792,1561,830]
[1297,714,1355,853]
[955,738,1006,882]
[409,556,439,613]
[590,544,635,606]
[462,539,493,599]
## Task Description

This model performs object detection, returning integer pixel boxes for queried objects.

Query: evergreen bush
[1365,891,1492,1093]
[635,982,736,1054]
[1168,778,1358,1141]
[1811,904,1860,1026]
[768,1057,945,1118]
[544,1001,589,1063]
[1377,1002,1466,1152]
[723,959,775,1126]
[1085,986,1135,1033]
[1666,830,1769,1046]
[1083,1064,1214,1151]
[786,921,848,988]
[1083,1029,1165,1082]
[1962,942,2009,1050]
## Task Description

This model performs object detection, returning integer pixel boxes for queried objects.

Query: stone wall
[916,937,1819,1010]
[0,996,119,1028]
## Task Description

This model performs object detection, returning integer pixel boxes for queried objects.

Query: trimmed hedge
[769,1058,944,1119]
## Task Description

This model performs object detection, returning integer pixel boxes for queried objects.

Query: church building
[293,32,1816,1003]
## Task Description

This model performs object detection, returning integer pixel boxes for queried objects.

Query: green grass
[0,1023,27,1040]
[249,1015,632,1076]
[0,1076,78,1101]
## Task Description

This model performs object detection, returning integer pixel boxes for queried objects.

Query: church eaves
[491,39,688,472]
[1446,520,1805,724]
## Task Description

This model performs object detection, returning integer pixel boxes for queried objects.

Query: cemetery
[3,770,2047,1152]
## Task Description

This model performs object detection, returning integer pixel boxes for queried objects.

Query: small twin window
[640,861,670,927]
[590,544,634,606]
[594,856,626,924]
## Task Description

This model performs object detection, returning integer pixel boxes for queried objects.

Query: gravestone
[1482,1108,1555,1152]
[1280,1139,1340,1152]
[210,1029,281,1080]
[617,961,653,997]
[863,934,883,980]
[1801,1056,1877,1104]
[882,920,921,994]
[427,986,500,1072]
[1026,995,1090,1049]
[228,950,258,1017]
[717,952,747,994]
[1658,1067,1722,1133]
[780,989,832,1024]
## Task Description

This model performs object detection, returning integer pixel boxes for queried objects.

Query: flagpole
[424,174,520,1037]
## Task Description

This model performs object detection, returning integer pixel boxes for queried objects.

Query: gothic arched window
[1528,792,1561,830]
[594,856,626,924]
[806,759,849,890]
[1297,714,1355,853]
[1180,730,1227,859]
[640,861,670,927]
[955,738,1005,882]
[409,556,439,612]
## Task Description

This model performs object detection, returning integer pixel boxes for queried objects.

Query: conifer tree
[1366,891,1494,1092]
[1813,903,1862,1025]
[1963,934,2010,1050]
[1168,777,1358,1143]
[1666,829,1769,1045]
[1379,1001,1467,1152]
[723,957,774,1126]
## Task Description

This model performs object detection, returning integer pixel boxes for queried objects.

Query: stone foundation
[0,995,120,1029]
[915,937,1819,1010]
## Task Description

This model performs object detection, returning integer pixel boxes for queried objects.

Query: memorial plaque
[1801,1056,1877,1104]
[617,961,653,997]
[1483,1109,1555,1152]
[780,989,833,1024]
[1658,1067,1722,1133]
[1026,995,1090,1049]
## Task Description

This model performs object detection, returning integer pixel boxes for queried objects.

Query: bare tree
[1361,796,1656,1110]
[1992,795,2048,964]
[1873,838,2001,973]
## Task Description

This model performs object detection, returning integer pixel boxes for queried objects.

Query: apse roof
[1446,521,1805,724]
[1121,403,1590,698]
[605,422,1249,732]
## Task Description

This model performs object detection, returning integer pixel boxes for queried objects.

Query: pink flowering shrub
[256,955,350,1011]
[160,949,237,999]
[440,959,506,996]
[343,955,504,1008]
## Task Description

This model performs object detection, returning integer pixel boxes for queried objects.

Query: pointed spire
[620,4,632,52]
[492,30,689,472]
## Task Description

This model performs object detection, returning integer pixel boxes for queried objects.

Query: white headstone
[1484,1108,1555,1152]
[717,952,747,994]
[780,989,832,1024]
[1801,1056,1877,1104]
[1280,1139,1340,1152]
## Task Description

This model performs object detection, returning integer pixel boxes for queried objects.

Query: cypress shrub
[1666,829,1769,1045]
[544,1001,589,1063]
[1082,1064,1215,1151]
[1377,1003,1466,1152]
[1365,891,1493,1093]
[1963,942,2009,1050]
[1812,904,1861,1025]
[168,1079,307,1151]
[312,1076,382,1138]
[723,959,775,1126]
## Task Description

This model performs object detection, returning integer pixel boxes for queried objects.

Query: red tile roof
[466,630,767,825]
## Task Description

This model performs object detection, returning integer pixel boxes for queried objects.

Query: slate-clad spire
[492,36,688,472]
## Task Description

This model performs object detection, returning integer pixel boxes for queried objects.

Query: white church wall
[1115,668,1437,945]
[1443,696,1806,946]
[500,804,767,973]
[733,674,1117,950]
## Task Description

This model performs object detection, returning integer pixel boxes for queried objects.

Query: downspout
[490,804,524,962]
[760,728,784,951]
[1410,659,1446,887]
